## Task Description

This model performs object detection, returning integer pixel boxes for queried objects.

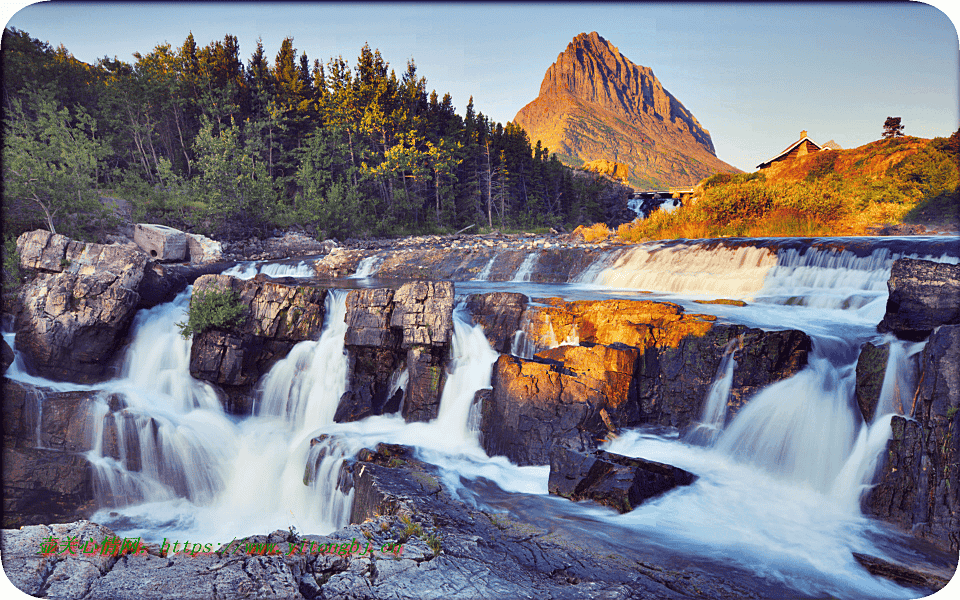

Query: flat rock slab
[549,447,696,513]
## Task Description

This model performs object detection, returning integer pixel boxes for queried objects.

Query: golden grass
[577,222,612,242]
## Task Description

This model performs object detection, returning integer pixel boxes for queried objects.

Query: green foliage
[191,118,280,234]
[2,236,23,292]
[425,532,442,556]
[177,287,248,339]
[2,27,654,239]
[2,91,109,238]
[398,515,424,543]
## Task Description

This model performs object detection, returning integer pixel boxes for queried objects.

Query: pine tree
[882,117,905,139]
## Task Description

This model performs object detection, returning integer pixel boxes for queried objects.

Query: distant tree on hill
[882,117,905,139]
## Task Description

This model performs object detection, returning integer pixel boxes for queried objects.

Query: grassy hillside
[616,132,959,240]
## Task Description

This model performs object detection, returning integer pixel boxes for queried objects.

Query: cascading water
[350,255,384,278]
[473,256,496,281]
[79,289,356,542]
[8,235,958,599]
[715,336,863,493]
[595,243,779,297]
[683,337,739,446]
[511,252,539,282]
[255,290,349,426]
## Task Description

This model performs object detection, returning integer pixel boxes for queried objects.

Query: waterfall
[260,261,316,279]
[86,292,238,510]
[715,337,862,493]
[350,255,383,279]
[684,338,739,446]
[831,338,925,509]
[255,290,349,427]
[224,260,316,280]
[510,311,536,359]
[473,256,496,281]
[593,243,778,297]
[430,307,500,446]
[511,252,539,282]
[223,262,259,279]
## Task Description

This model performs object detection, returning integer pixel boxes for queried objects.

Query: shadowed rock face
[549,448,696,513]
[879,258,960,340]
[514,31,739,188]
[865,325,960,553]
[188,274,328,414]
[14,230,149,383]
[337,282,455,424]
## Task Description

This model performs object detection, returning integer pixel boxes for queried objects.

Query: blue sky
[3,1,958,172]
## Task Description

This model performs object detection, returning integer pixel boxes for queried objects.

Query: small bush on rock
[178,288,248,339]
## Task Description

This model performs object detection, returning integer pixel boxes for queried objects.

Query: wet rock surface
[481,296,811,465]
[14,230,149,383]
[637,324,811,428]
[864,324,960,553]
[465,292,528,353]
[338,282,455,424]
[482,347,636,466]
[879,257,960,340]
[548,448,696,513]
[854,341,891,423]
[0,380,118,527]
[188,274,328,414]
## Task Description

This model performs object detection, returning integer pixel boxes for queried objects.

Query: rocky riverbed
[2,227,959,599]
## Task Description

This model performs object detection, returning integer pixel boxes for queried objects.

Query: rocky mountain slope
[514,32,739,188]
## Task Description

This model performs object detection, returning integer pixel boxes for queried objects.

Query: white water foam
[511,253,539,282]
[350,255,383,279]
[594,243,778,297]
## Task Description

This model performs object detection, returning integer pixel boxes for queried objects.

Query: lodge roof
[756,130,822,169]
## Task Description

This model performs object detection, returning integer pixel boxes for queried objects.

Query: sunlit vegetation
[618,131,959,240]
[2,28,618,242]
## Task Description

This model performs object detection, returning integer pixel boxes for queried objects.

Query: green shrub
[2,235,22,292]
[178,287,248,339]
[426,532,442,556]
[702,172,733,189]
[805,151,838,181]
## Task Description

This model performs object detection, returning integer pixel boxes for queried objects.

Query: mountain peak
[515,33,739,187]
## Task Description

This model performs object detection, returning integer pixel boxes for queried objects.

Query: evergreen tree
[882,117,905,139]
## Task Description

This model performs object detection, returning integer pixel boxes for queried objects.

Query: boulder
[185,232,223,264]
[465,292,528,352]
[548,448,696,513]
[864,325,960,552]
[390,281,454,348]
[879,258,960,340]
[133,223,187,262]
[188,274,327,414]
[522,298,716,355]
[14,230,148,383]
[337,282,455,424]
[481,343,638,466]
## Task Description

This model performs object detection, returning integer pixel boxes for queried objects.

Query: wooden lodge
[756,130,841,171]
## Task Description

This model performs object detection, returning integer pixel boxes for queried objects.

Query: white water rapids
[4,236,958,599]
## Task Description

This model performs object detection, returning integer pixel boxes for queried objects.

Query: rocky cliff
[514,32,739,188]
